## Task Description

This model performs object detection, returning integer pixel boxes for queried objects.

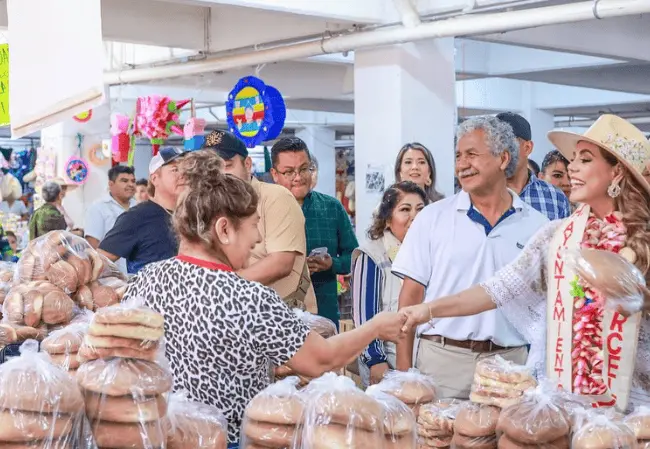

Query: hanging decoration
[110,113,131,163]
[184,100,206,151]
[225,76,286,148]
[87,143,110,167]
[64,133,89,185]
[134,95,190,155]
[73,110,93,123]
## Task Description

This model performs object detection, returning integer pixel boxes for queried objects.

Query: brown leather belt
[420,335,508,353]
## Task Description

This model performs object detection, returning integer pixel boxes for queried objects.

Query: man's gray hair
[456,115,519,178]
[41,181,61,203]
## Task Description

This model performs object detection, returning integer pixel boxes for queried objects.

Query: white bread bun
[22,290,43,328]
[77,358,172,397]
[246,392,304,425]
[73,284,94,310]
[41,291,74,325]
[84,334,159,351]
[92,420,166,449]
[77,344,159,363]
[455,404,500,437]
[94,306,164,328]
[0,410,73,442]
[475,357,534,385]
[42,330,84,354]
[48,352,81,370]
[46,260,78,294]
[308,424,382,449]
[88,322,163,341]
[242,420,296,448]
[85,391,167,423]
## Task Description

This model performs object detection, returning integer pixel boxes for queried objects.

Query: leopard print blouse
[125,257,311,443]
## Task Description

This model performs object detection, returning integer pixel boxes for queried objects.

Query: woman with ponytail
[123,150,407,447]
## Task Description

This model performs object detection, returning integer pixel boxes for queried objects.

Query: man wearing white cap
[99,147,186,274]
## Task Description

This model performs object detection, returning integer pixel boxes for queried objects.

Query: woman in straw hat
[399,115,650,411]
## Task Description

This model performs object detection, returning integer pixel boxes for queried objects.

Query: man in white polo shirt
[393,115,549,399]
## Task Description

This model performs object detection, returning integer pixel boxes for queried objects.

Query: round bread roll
[385,435,416,449]
[498,434,570,449]
[89,282,120,309]
[41,291,75,325]
[0,270,14,283]
[88,322,164,341]
[12,325,47,341]
[77,358,172,397]
[246,393,304,425]
[452,432,497,449]
[624,413,650,439]
[73,284,94,310]
[386,379,436,405]
[469,392,521,409]
[42,330,84,355]
[497,400,570,444]
[311,391,384,432]
[243,420,296,448]
[85,392,167,423]
[0,366,84,414]
[94,306,164,328]
[575,248,644,300]
[309,424,382,449]
[65,254,90,288]
[84,334,159,351]
[17,253,35,283]
[22,290,43,328]
[88,251,105,281]
[572,424,637,449]
[77,344,159,363]
[475,358,533,385]
[92,420,166,449]
[48,352,81,370]
[167,413,228,449]
[46,261,78,294]
[0,410,73,442]
[455,404,500,437]
[0,324,17,346]
[3,291,24,323]
[420,434,453,447]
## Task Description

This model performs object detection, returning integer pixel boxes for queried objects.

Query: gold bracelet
[428,303,434,322]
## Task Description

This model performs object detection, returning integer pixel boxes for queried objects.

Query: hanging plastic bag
[166,390,228,449]
[375,368,437,416]
[299,372,384,449]
[0,339,94,447]
[366,385,417,449]
[240,376,305,448]
[566,247,646,315]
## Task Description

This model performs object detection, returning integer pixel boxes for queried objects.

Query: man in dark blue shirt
[99,147,186,274]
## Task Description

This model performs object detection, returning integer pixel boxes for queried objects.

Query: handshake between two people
[371,304,432,342]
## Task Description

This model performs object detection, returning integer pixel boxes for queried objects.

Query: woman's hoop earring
[607,183,621,198]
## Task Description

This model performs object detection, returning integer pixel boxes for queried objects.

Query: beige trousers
[415,339,529,400]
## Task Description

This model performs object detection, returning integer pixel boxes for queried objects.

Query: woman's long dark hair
[367,181,428,240]
[394,143,444,203]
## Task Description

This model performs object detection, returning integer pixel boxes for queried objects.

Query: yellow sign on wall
[0,44,8,126]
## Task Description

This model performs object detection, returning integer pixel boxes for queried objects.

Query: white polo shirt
[392,190,549,347]
[85,194,136,273]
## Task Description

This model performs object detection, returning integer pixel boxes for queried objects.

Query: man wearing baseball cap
[497,112,571,220]
[99,147,187,274]
[203,130,317,313]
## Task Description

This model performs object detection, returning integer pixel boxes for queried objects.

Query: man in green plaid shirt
[271,137,358,328]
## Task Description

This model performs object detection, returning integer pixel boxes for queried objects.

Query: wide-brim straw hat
[548,114,650,195]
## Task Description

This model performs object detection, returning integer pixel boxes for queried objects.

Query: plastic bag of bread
[17,230,124,295]
[623,406,650,448]
[79,297,165,363]
[416,400,463,449]
[240,376,305,448]
[376,368,437,416]
[0,261,16,305]
[366,385,417,449]
[0,339,94,447]
[75,276,128,311]
[166,391,227,449]
[41,313,91,373]
[2,282,76,330]
[77,357,173,449]
[566,247,646,315]
[299,372,385,449]
[452,402,500,449]
[496,382,571,448]
[470,355,537,408]
[292,308,338,338]
[572,410,637,449]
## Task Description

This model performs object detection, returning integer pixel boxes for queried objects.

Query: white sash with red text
[546,204,641,411]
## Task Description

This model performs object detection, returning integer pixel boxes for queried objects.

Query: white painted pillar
[520,82,556,165]
[40,97,111,229]
[296,126,336,198]
[354,40,457,241]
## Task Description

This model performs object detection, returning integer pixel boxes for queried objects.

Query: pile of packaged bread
[0,299,228,449]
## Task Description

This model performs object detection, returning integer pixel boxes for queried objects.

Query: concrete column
[520,82,557,165]
[296,126,336,198]
[354,39,456,241]
[40,96,111,229]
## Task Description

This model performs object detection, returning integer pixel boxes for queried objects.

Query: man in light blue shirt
[85,166,136,273]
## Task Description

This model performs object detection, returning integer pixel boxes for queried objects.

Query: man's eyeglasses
[276,166,314,179]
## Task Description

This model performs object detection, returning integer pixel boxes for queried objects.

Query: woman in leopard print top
[124,150,407,446]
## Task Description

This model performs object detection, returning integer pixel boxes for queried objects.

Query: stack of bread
[241,376,305,449]
[41,316,91,374]
[0,339,93,447]
[274,310,337,387]
[0,261,15,307]
[76,302,172,449]
[17,231,127,312]
[166,391,227,449]
[2,281,75,341]
[416,400,462,449]
[366,385,417,449]
[572,411,637,449]
[470,356,536,408]
[452,402,500,449]
[496,386,571,449]
[623,406,650,449]
[377,369,437,417]
[299,372,384,449]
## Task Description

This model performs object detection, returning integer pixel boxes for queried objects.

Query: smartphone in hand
[309,247,329,258]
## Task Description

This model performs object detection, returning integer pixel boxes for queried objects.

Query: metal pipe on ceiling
[555,116,650,128]
[392,0,422,28]
[104,0,650,85]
